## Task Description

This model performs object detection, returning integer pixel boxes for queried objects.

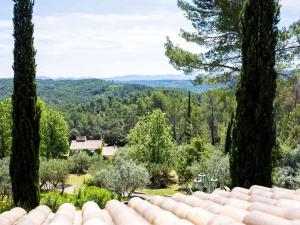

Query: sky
[0,0,299,79]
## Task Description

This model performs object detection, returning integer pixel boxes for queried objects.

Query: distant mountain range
[30,74,196,81]
[104,74,197,81]
[117,80,214,93]
[1,75,215,95]
[104,75,215,93]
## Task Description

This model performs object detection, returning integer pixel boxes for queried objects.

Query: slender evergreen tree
[184,91,192,143]
[224,113,234,155]
[230,0,279,188]
[10,0,40,209]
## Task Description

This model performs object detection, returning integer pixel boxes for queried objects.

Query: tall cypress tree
[230,0,279,188]
[10,0,40,209]
[184,91,192,143]
[224,113,234,155]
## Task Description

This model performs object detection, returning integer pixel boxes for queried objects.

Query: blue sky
[0,0,299,78]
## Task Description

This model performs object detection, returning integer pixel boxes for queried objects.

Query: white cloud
[0,10,194,77]
[0,0,299,78]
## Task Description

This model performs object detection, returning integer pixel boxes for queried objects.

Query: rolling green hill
[0,79,152,106]
[119,80,215,93]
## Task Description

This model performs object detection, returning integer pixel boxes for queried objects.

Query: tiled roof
[70,140,102,150]
[2,185,300,225]
[102,146,117,157]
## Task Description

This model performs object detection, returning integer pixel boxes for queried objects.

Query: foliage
[39,159,69,193]
[94,156,149,199]
[127,109,176,166]
[40,187,115,211]
[10,0,40,209]
[273,166,300,189]
[148,164,174,188]
[0,158,11,199]
[0,198,13,213]
[40,108,69,159]
[0,99,12,158]
[224,113,234,154]
[74,186,115,209]
[40,190,75,212]
[230,0,279,188]
[68,152,91,174]
[0,79,237,149]
[278,105,300,149]
[165,0,299,83]
[176,137,212,184]
[190,150,231,187]
[88,155,111,175]
[183,91,192,142]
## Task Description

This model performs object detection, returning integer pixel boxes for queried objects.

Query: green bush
[273,145,300,189]
[83,177,95,187]
[68,152,91,174]
[176,137,213,184]
[88,155,111,175]
[94,156,149,199]
[148,164,174,188]
[0,158,11,199]
[40,159,69,193]
[189,150,231,187]
[74,186,115,208]
[0,198,13,213]
[40,186,115,211]
[40,191,74,212]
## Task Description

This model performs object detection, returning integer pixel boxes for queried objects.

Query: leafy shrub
[88,155,111,175]
[148,164,174,188]
[127,109,176,167]
[83,177,95,187]
[40,159,69,193]
[40,187,115,211]
[273,145,300,189]
[176,137,213,184]
[40,191,74,212]
[68,152,91,174]
[189,150,231,187]
[94,156,149,199]
[74,186,115,208]
[0,158,11,199]
[0,198,13,213]
[285,145,300,168]
[274,166,300,189]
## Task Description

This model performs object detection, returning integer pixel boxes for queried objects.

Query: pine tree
[10,0,40,209]
[230,0,279,188]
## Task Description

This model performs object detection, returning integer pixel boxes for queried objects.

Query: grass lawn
[66,174,91,187]
[140,184,185,196]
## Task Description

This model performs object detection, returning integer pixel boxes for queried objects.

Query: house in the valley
[69,136,118,158]
[70,136,102,155]
[102,145,118,159]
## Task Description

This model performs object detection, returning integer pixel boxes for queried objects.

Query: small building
[102,146,118,159]
[70,136,102,154]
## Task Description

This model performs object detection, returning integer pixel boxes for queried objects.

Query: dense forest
[1,76,299,150]
[1,68,300,210]
[0,78,233,145]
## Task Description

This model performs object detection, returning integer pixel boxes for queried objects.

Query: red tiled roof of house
[2,185,300,225]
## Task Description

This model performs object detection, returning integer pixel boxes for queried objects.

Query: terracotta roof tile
[2,185,300,225]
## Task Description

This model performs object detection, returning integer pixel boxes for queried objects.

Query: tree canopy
[127,109,176,167]
[165,0,300,83]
